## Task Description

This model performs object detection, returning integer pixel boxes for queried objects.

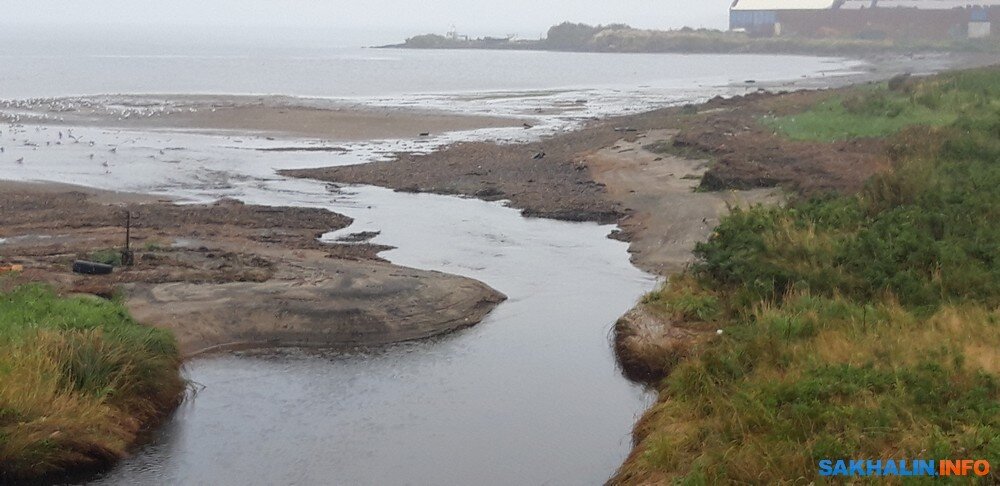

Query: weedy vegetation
[614,67,1000,484]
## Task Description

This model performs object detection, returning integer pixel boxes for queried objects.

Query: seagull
[532,151,546,160]
[109,147,117,153]
[15,157,23,164]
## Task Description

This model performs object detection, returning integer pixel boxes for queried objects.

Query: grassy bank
[0,282,184,481]
[613,67,1000,483]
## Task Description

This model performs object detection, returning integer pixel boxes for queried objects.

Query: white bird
[716,329,724,336]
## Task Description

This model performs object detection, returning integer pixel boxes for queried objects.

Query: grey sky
[3,1,733,44]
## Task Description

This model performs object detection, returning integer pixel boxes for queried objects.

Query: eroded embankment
[610,66,1000,484]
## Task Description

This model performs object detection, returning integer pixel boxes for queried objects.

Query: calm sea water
[1,35,863,485]
[0,31,861,120]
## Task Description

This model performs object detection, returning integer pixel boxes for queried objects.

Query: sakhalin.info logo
[818,459,991,477]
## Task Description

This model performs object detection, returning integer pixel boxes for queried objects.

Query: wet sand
[0,181,505,355]
[1,94,526,141]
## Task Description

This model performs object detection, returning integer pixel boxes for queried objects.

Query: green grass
[613,67,1000,484]
[87,248,124,267]
[763,69,1000,141]
[0,283,184,481]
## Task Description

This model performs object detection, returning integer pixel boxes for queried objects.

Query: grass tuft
[0,283,184,481]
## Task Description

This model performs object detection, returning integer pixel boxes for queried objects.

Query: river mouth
[82,182,656,485]
[0,47,868,485]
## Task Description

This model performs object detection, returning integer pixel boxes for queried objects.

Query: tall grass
[0,283,184,481]
[613,67,1000,484]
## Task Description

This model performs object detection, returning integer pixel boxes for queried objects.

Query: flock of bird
[2,123,123,173]
[0,96,190,122]
[0,98,216,176]
[0,94,218,176]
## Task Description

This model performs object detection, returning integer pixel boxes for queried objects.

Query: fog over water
[2,0,733,46]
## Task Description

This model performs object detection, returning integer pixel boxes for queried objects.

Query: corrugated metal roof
[731,0,838,10]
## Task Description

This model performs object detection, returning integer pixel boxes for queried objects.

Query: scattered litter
[0,264,24,274]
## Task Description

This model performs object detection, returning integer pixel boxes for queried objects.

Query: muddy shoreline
[284,54,997,276]
[0,181,505,356]
[282,90,876,275]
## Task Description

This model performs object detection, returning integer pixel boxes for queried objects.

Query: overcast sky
[2,0,733,45]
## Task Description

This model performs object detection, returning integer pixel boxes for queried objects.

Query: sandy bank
[586,130,781,275]
[0,181,505,355]
[1,94,526,141]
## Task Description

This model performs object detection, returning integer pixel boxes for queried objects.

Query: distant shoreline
[377,23,1000,57]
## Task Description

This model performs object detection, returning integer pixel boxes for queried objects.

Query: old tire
[72,260,114,276]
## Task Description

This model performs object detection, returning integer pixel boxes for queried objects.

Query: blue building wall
[729,10,778,32]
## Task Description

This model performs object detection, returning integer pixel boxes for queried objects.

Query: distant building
[729,0,999,39]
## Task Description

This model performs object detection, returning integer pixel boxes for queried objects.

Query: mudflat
[2,94,526,141]
[0,181,505,355]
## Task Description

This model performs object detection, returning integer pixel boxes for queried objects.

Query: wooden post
[121,210,135,267]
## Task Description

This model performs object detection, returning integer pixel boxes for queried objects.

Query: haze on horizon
[2,0,733,46]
